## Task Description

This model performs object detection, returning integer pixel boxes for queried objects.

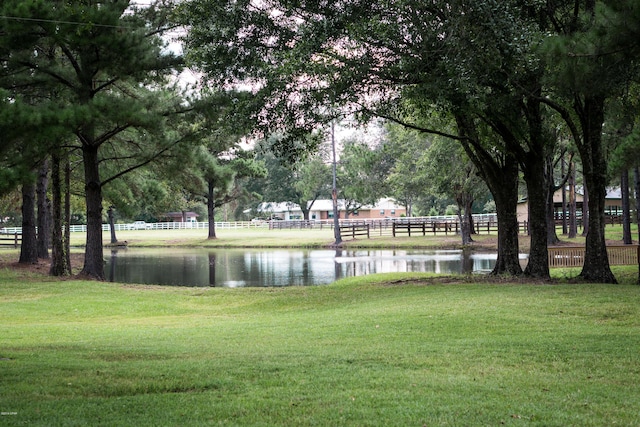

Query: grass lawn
[1,266,640,426]
[1,225,639,425]
[78,226,514,251]
[77,221,637,250]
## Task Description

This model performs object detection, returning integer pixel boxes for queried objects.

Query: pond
[105,248,499,287]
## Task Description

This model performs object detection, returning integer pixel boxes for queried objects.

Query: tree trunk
[576,96,615,283]
[50,152,70,276]
[80,144,105,280]
[300,203,311,221]
[208,180,217,239]
[635,167,640,238]
[561,158,568,235]
[108,206,118,244]
[522,154,550,279]
[582,183,589,236]
[455,112,522,276]
[546,177,560,245]
[634,167,640,285]
[621,169,632,244]
[568,164,577,238]
[65,158,71,273]
[36,159,50,259]
[467,208,476,235]
[546,156,560,245]
[488,158,523,276]
[19,180,38,264]
[581,173,614,282]
[456,194,473,245]
[331,187,341,245]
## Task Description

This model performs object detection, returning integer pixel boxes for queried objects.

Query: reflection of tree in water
[334,249,343,281]
[106,249,498,287]
[108,249,118,282]
[461,249,474,274]
[208,252,216,287]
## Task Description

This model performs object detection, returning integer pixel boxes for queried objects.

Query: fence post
[14,233,18,248]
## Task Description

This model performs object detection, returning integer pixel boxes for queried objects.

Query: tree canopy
[181,0,640,282]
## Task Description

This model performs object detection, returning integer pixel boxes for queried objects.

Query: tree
[606,86,640,246]
[3,0,186,279]
[181,0,639,282]
[539,1,640,283]
[453,113,524,276]
[49,150,71,276]
[18,178,38,264]
[198,148,266,239]
[36,159,50,259]
[424,138,487,245]
[249,135,331,220]
[382,123,432,217]
[338,137,392,217]
[293,156,332,220]
[180,0,540,276]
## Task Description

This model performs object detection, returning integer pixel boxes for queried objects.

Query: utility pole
[331,121,342,245]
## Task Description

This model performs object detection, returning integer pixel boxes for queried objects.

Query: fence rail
[0,233,21,248]
[0,221,270,235]
[0,215,522,236]
[339,224,370,239]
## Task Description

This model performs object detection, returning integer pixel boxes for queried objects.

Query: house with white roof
[516,187,623,223]
[255,198,406,220]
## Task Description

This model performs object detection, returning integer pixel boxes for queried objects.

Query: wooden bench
[339,224,370,239]
[547,245,639,268]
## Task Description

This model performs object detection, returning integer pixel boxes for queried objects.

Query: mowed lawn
[79,226,523,251]
[1,266,640,426]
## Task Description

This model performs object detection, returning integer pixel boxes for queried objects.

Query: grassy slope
[1,268,640,426]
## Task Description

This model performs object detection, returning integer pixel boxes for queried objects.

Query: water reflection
[105,248,498,287]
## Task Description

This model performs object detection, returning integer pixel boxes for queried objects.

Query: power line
[0,15,130,29]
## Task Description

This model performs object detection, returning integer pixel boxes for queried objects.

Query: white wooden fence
[0,214,498,235]
[0,221,269,234]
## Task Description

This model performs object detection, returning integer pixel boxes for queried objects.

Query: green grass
[75,222,636,250]
[1,268,640,426]
[81,227,496,250]
[1,224,638,425]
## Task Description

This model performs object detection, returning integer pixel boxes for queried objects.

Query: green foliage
[423,137,488,210]
[247,134,331,217]
[339,136,392,210]
[483,200,497,214]
[382,123,431,213]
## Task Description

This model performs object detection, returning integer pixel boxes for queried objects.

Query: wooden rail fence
[393,221,446,236]
[548,245,639,268]
[339,224,370,239]
[0,233,21,248]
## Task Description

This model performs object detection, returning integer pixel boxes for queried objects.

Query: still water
[105,248,498,287]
